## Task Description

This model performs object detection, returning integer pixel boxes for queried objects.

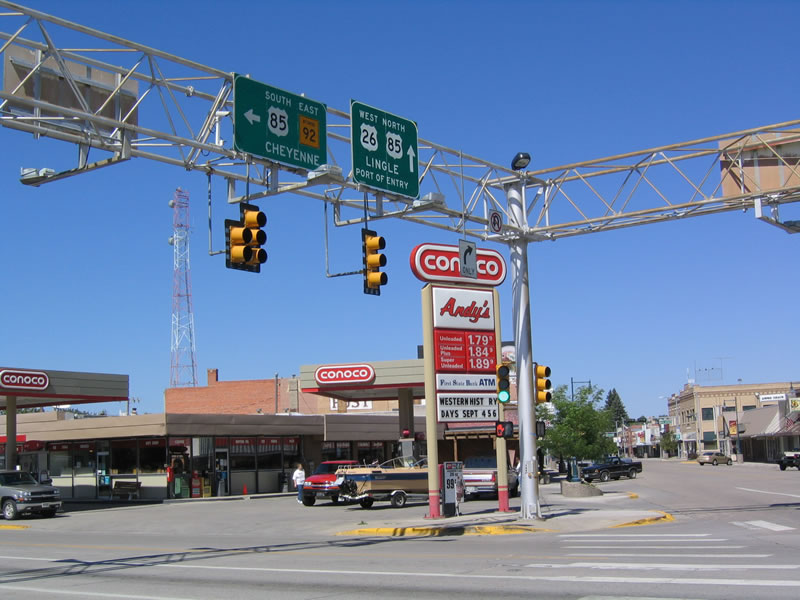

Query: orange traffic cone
[243,484,248,495]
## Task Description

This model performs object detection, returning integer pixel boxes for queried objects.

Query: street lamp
[511,152,531,171]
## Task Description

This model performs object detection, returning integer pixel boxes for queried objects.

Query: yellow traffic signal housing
[496,362,511,403]
[534,363,552,404]
[225,203,267,273]
[362,228,387,295]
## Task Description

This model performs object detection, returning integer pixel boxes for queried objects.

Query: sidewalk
[335,483,672,537]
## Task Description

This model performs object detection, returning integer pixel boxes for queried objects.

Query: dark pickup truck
[581,456,643,483]
[779,450,800,470]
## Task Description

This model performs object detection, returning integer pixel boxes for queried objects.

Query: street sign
[459,239,477,278]
[233,74,326,171]
[350,100,419,198]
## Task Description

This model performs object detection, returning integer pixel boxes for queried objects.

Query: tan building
[667,381,799,461]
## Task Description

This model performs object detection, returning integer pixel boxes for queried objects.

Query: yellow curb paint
[627,493,639,499]
[0,524,30,530]
[611,511,674,528]
[337,524,555,537]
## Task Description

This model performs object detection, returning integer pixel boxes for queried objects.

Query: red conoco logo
[0,369,50,391]
[409,243,506,286]
[315,364,375,385]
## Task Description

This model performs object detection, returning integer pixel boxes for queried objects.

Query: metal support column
[506,180,541,520]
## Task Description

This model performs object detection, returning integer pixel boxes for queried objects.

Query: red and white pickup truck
[462,456,519,499]
[301,460,358,506]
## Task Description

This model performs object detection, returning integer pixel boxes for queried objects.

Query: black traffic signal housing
[496,362,511,403]
[495,421,514,439]
[362,228,387,295]
[536,420,546,438]
[225,203,267,273]
[534,363,552,404]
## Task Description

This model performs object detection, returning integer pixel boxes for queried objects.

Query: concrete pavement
[335,483,673,537]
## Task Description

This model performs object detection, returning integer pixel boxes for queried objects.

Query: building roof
[737,405,781,438]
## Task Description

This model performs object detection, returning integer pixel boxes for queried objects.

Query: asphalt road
[1,459,799,599]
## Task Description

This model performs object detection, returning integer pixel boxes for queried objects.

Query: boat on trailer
[337,456,428,508]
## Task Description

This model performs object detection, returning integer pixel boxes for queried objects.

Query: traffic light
[495,421,514,439]
[362,228,387,295]
[536,420,546,438]
[496,362,511,403]
[534,363,552,404]
[225,203,267,273]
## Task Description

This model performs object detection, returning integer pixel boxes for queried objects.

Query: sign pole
[493,287,512,512]
[422,284,441,518]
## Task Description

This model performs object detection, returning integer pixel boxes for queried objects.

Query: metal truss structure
[3,0,800,248]
[168,188,198,388]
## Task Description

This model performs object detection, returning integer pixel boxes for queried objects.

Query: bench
[111,480,141,500]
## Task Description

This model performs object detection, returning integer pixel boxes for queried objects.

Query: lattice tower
[169,188,198,387]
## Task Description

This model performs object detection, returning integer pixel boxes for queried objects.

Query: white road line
[525,562,797,571]
[736,487,800,499]
[2,558,798,588]
[563,545,743,550]
[731,520,795,532]
[0,585,189,600]
[569,553,771,558]
[565,536,728,548]
[560,533,712,538]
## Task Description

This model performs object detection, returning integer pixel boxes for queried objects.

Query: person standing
[292,463,305,504]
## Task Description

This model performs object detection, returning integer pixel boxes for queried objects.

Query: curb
[611,511,674,528]
[337,523,555,537]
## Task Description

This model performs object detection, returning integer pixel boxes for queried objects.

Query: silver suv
[0,470,62,520]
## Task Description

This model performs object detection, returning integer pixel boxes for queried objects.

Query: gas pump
[168,446,189,498]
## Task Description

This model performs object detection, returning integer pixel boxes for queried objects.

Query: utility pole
[506,179,541,520]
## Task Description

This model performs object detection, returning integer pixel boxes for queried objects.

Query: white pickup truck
[462,456,519,499]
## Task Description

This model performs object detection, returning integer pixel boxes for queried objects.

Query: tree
[604,388,629,425]
[540,384,618,462]
[661,430,678,458]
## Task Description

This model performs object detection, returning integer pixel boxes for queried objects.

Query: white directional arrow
[407,145,416,172]
[244,109,261,125]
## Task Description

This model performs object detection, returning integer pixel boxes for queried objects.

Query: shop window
[257,437,282,469]
[701,407,715,421]
[139,439,167,474]
[321,441,352,461]
[283,437,301,469]
[191,437,214,477]
[73,442,96,475]
[111,439,137,475]
[230,437,256,471]
[48,443,72,477]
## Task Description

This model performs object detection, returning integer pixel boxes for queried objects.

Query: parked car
[581,456,642,483]
[462,456,519,499]
[0,470,62,520]
[697,451,732,466]
[778,450,800,470]
[301,460,359,506]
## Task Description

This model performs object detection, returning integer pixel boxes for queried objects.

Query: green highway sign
[351,100,419,199]
[233,74,326,171]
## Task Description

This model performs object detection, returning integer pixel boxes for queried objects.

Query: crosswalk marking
[732,520,795,532]
[526,561,797,571]
[563,545,744,549]
[567,553,771,558]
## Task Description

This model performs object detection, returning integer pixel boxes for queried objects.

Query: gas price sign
[434,330,495,372]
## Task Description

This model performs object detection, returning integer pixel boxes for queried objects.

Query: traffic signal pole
[506,180,542,520]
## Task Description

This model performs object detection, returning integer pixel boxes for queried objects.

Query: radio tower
[168,188,198,387]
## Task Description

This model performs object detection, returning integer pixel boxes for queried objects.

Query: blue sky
[1,0,797,419]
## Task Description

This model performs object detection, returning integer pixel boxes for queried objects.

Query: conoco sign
[0,369,50,391]
[409,243,506,286]
[315,364,375,385]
